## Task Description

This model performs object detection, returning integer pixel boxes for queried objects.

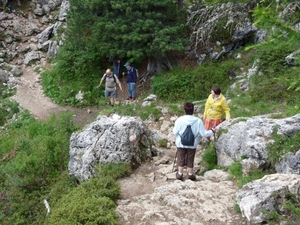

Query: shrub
[199,143,218,171]
[151,59,240,102]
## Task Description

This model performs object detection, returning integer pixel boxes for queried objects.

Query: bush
[151,59,240,102]
[0,112,78,224]
[46,163,131,225]
[199,143,218,171]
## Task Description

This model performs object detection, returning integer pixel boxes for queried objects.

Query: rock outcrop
[236,174,300,224]
[68,114,155,182]
[215,114,300,173]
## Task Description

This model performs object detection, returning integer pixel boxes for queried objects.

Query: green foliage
[159,138,168,147]
[267,130,300,167]
[46,163,131,225]
[199,143,218,170]
[228,162,269,189]
[99,101,163,122]
[234,203,241,213]
[42,0,188,106]
[0,112,78,224]
[248,2,300,110]
[41,66,103,106]
[46,194,118,225]
[0,31,6,41]
[152,59,240,102]
[94,163,132,180]
[0,86,19,126]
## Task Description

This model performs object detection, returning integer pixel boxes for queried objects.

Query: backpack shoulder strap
[113,74,117,83]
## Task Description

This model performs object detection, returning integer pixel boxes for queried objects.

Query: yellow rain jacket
[204,94,230,120]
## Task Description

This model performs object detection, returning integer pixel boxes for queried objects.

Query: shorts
[176,147,196,168]
[104,90,117,98]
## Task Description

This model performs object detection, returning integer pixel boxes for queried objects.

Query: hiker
[111,55,122,79]
[173,102,215,181]
[203,86,231,140]
[97,68,123,106]
[122,62,137,101]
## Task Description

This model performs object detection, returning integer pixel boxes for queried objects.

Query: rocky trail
[11,58,248,225]
[4,7,248,225]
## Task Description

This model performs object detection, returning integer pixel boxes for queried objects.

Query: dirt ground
[11,65,149,127]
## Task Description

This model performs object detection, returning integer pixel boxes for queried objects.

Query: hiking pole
[172,150,178,172]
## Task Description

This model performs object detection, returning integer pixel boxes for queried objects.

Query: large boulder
[68,114,155,182]
[215,114,300,172]
[236,174,300,224]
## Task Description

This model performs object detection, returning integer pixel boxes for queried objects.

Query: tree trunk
[178,0,183,10]
[139,52,180,84]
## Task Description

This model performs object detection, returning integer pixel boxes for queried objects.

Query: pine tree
[63,0,188,77]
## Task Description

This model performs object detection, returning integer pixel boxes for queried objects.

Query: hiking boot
[126,97,132,100]
[176,172,183,181]
[188,174,196,181]
[132,97,136,101]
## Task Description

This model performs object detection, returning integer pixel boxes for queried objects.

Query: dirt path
[11,65,99,127]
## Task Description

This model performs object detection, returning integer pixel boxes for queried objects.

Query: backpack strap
[189,119,199,138]
[104,74,117,83]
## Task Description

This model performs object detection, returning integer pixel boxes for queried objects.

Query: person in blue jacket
[123,62,137,101]
[173,102,215,181]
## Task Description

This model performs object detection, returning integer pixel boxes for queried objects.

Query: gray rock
[68,115,154,182]
[58,0,70,21]
[10,65,23,77]
[215,114,300,171]
[0,69,8,83]
[37,25,54,46]
[275,150,300,174]
[24,51,40,65]
[47,40,59,58]
[236,174,300,224]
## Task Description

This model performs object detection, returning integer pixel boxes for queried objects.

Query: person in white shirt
[173,102,215,181]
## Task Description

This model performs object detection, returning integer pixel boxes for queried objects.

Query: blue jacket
[125,67,137,83]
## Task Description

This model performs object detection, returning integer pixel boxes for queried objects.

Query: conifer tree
[63,0,187,77]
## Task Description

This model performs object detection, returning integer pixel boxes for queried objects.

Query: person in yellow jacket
[203,86,231,137]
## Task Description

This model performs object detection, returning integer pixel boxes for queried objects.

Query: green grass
[267,130,300,167]
[199,143,218,171]
[228,162,271,189]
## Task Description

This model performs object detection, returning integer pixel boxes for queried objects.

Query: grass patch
[267,130,300,167]
[199,143,218,171]
[228,161,272,189]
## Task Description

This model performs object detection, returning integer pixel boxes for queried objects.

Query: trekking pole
[172,150,178,172]
[211,127,217,163]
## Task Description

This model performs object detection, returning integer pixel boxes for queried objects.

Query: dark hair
[184,102,194,115]
[211,86,221,95]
